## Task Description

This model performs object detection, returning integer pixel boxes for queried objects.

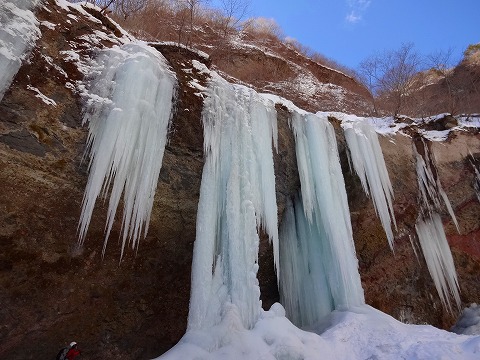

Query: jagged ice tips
[77,42,177,256]
[342,119,397,249]
[413,137,462,312]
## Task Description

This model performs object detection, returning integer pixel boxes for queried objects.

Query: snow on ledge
[149,41,210,60]
[27,85,57,106]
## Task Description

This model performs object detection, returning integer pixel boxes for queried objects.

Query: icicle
[415,214,461,311]
[0,0,41,101]
[188,75,279,331]
[414,137,459,231]
[413,136,461,312]
[278,112,364,327]
[343,121,397,249]
[78,43,177,256]
[468,152,480,203]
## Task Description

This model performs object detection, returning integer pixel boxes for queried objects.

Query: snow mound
[157,303,480,360]
[452,304,480,336]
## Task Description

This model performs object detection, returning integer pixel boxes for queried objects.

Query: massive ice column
[188,74,279,331]
[279,111,365,327]
[0,0,41,101]
[78,42,177,256]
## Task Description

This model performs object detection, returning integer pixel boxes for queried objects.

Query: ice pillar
[188,75,279,330]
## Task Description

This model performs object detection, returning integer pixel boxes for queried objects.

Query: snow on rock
[188,73,279,332]
[150,41,210,60]
[342,120,397,249]
[458,115,480,129]
[78,42,177,256]
[452,304,480,336]
[0,0,41,101]
[411,114,480,141]
[321,112,407,135]
[55,0,132,42]
[27,84,57,106]
[278,111,364,328]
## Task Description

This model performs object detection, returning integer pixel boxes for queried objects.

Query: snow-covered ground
[158,303,480,360]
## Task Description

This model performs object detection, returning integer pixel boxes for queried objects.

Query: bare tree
[426,48,459,114]
[358,43,421,116]
[358,56,381,115]
[82,0,147,18]
[172,0,209,47]
[242,17,283,40]
[217,0,250,36]
[116,0,148,19]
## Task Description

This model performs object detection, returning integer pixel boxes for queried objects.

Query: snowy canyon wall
[0,1,479,359]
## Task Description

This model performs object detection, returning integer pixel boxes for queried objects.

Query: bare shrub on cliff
[243,17,283,42]
[426,48,460,115]
[216,0,250,36]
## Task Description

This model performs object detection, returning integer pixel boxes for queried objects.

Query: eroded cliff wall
[0,2,479,359]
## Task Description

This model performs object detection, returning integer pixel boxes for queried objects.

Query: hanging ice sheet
[343,121,397,249]
[78,42,177,256]
[413,136,461,311]
[279,112,365,327]
[415,213,460,311]
[0,0,41,101]
[188,74,279,331]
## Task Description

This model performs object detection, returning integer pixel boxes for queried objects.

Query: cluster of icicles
[77,42,463,332]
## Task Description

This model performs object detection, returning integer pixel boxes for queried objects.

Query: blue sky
[213,0,479,70]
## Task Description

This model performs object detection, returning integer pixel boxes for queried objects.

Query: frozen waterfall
[78,42,177,256]
[279,112,365,327]
[0,0,40,101]
[413,136,461,311]
[343,121,397,249]
[188,74,279,331]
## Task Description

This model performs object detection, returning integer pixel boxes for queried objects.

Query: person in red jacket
[66,341,81,360]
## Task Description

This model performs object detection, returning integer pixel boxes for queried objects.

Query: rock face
[0,2,479,360]
[343,130,480,328]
